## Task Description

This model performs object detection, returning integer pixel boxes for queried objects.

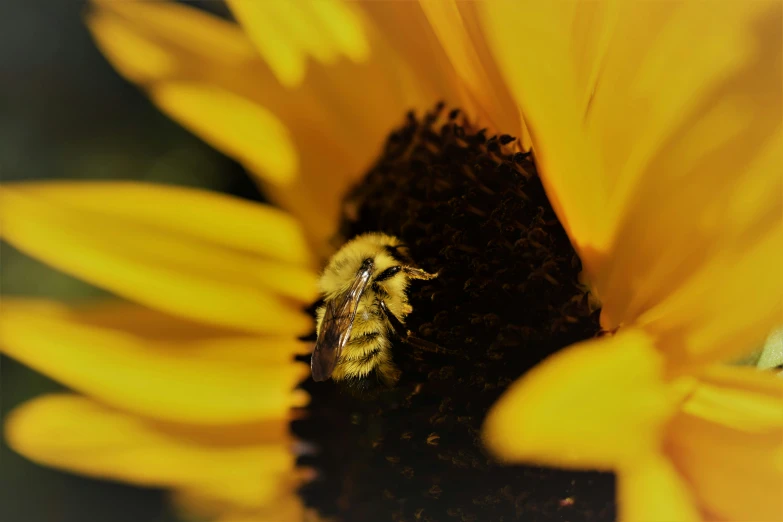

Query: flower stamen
[295,104,613,521]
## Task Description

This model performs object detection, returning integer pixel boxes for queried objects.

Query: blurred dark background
[1,2,259,521]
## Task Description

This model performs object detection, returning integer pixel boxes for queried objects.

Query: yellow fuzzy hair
[315,232,428,385]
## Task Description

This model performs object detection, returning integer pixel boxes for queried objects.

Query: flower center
[294,104,614,521]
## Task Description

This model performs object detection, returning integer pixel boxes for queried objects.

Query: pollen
[294,104,614,521]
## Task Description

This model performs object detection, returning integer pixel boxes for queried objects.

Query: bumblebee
[311,232,438,386]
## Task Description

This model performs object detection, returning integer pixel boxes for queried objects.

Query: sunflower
[2,1,781,522]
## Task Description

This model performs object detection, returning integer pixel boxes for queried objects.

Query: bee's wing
[311,262,374,381]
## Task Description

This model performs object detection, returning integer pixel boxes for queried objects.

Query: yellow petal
[172,475,313,520]
[0,182,317,333]
[87,6,177,82]
[418,0,528,146]
[480,2,783,352]
[150,83,298,184]
[5,181,312,265]
[595,1,782,295]
[483,330,674,470]
[637,221,783,367]
[583,2,782,345]
[173,477,304,514]
[599,85,782,350]
[668,367,783,521]
[227,0,369,87]
[90,0,258,76]
[478,1,612,252]
[213,497,310,522]
[86,0,442,252]
[5,395,303,511]
[0,298,250,341]
[0,300,309,424]
[617,454,701,522]
[87,2,302,187]
[681,364,783,432]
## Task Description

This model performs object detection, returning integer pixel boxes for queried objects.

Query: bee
[311,232,439,386]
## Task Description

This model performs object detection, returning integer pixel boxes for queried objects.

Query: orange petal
[478,1,613,252]
[359,1,463,114]
[616,453,701,522]
[668,366,783,521]
[418,0,528,146]
[0,182,316,333]
[576,2,782,346]
[5,395,302,511]
[637,222,783,368]
[0,299,309,424]
[483,330,675,470]
[682,364,783,431]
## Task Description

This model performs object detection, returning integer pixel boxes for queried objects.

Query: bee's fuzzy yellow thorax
[319,232,401,299]
[314,231,424,387]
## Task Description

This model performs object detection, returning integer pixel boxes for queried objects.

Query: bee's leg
[375,266,438,284]
[373,265,402,283]
[401,266,439,280]
[379,300,461,357]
